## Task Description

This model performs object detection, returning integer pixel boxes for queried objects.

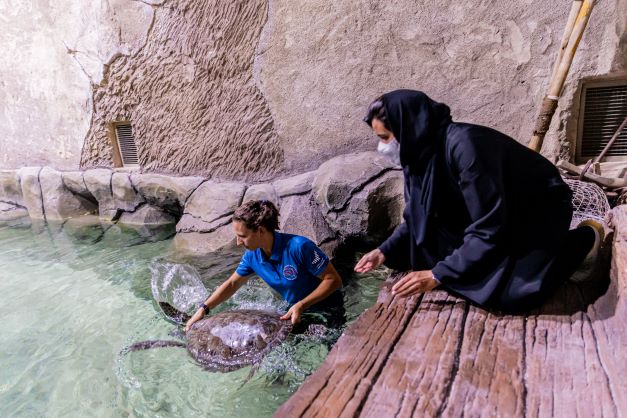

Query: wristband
[199,303,210,313]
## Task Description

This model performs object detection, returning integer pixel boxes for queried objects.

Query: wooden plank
[274,273,422,418]
[524,280,620,418]
[440,308,526,418]
[358,291,467,418]
[583,206,627,415]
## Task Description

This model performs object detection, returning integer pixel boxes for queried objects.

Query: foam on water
[209,322,265,348]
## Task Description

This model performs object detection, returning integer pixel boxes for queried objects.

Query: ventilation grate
[580,84,627,158]
[115,123,139,166]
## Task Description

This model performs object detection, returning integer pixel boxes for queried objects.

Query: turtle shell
[186,309,292,372]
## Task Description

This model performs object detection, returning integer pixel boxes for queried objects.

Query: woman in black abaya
[354,89,600,312]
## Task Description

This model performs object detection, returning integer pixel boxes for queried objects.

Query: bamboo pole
[529,0,595,152]
[549,1,583,83]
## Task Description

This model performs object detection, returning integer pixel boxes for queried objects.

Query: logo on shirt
[283,265,298,281]
[312,251,321,265]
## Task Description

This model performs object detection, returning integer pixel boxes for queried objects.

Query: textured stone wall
[0,0,154,170]
[1,0,625,177]
[255,0,625,167]
[81,0,283,181]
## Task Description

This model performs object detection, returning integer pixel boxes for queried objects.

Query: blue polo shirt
[235,232,330,305]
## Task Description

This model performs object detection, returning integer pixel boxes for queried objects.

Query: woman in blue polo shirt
[185,200,344,331]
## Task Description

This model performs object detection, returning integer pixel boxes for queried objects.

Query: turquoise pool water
[0,218,387,418]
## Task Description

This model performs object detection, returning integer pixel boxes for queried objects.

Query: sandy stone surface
[256,0,622,166]
[1,1,625,175]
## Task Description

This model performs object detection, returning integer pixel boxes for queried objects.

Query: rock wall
[80,0,284,180]
[0,152,404,258]
[1,0,625,176]
[255,0,626,165]
[0,0,155,170]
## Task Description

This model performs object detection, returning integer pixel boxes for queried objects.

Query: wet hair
[363,95,391,130]
[232,199,280,231]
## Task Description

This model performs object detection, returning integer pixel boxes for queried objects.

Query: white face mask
[377,139,400,166]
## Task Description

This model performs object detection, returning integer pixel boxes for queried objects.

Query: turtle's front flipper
[158,302,192,324]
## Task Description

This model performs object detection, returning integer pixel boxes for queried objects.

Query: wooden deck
[275,209,627,417]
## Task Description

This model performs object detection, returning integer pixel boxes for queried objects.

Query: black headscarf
[382,90,452,246]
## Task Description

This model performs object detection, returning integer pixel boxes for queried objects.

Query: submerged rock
[174,181,245,253]
[324,170,404,242]
[172,227,236,254]
[61,171,93,199]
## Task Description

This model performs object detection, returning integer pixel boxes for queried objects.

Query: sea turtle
[127,307,292,372]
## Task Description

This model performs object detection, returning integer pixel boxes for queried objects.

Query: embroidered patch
[311,251,321,265]
[283,265,298,281]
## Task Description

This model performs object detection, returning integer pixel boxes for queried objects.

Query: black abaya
[377,90,592,312]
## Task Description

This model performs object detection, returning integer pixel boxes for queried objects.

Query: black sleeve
[431,138,506,283]
[378,176,412,270]
[379,221,410,258]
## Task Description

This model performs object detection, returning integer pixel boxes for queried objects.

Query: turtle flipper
[123,340,186,353]
[158,301,192,324]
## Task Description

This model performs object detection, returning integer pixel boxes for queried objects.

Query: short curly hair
[232,200,280,231]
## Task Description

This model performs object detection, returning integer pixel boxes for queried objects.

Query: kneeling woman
[185,199,344,331]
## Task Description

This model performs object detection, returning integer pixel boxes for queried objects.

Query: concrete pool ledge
[275,206,627,418]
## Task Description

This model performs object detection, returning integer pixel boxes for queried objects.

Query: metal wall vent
[114,123,139,166]
[578,82,627,161]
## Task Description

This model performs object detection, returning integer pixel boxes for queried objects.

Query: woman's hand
[184,307,206,332]
[391,270,439,297]
[354,249,386,273]
[280,302,304,324]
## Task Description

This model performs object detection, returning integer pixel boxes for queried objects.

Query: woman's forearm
[298,264,342,309]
